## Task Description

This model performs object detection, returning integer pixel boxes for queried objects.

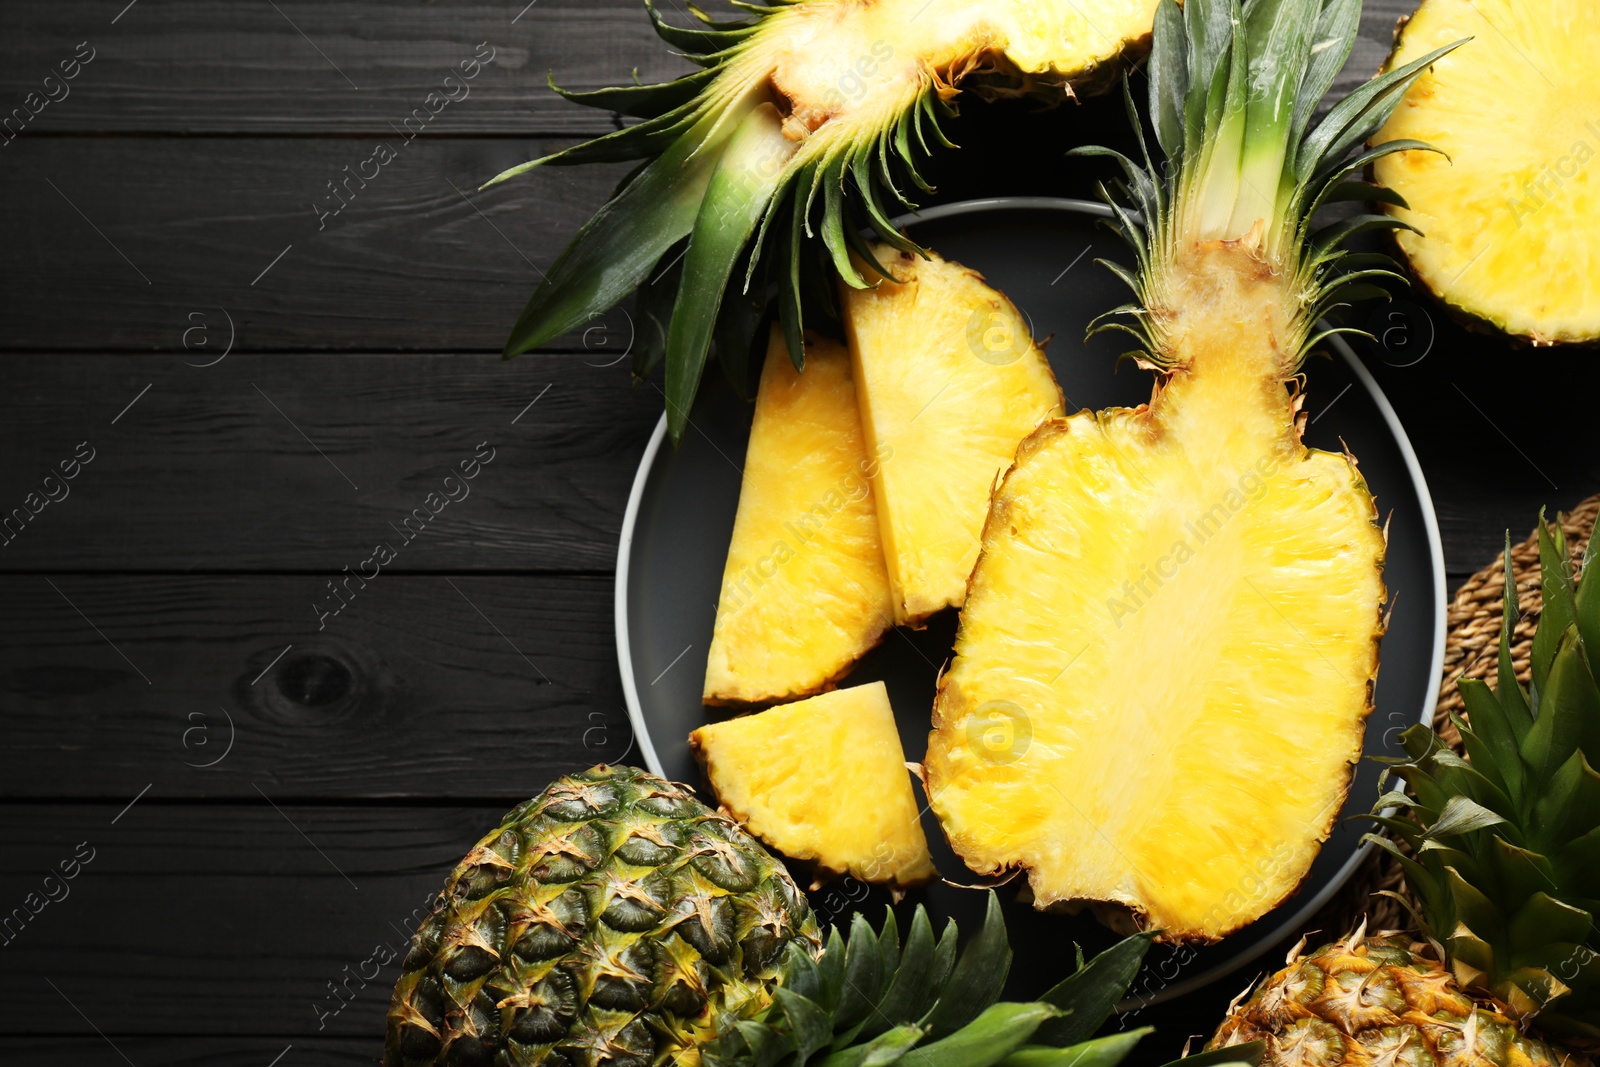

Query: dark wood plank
[4,1038,376,1065]
[0,575,640,800]
[0,135,628,351]
[0,0,690,135]
[0,353,658,571]
[0,0,1414,135]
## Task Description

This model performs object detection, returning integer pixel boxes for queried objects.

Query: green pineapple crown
[1367,514,1600,1044]
[701,893,1261,1067]
[1078,0,1463,366]
[488,0,951,443]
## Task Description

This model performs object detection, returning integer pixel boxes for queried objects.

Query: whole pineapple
[1211,513,1600,1064]
[386,764,1195,1067]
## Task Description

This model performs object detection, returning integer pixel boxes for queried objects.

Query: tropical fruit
[704,329,892,705]
[1373,0,1600,345]
[494,0,1161,439]
[384,764,1184,1067]
[1211,931,1578,1067]
[841,246,1065,625]
[923,0,1457,942]
[691,682,935,889]
[1210,511,1600,1061]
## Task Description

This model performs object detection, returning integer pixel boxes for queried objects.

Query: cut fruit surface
[842,245,1064,625]
[704,329,893,705]
[925,249,1387,941]
[690,682,936,888]
[1374,0,1600,344]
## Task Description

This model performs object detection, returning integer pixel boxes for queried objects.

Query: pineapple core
[691,681,936,889]
[704,328,893,705]
[842,245,1064,625]
[926,244,1386,942]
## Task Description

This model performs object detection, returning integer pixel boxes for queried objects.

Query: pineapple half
[925,0,1459,942]
[704,327,892,705]
[493,0,1160,440]
[691,682,936,889]
[1374,0,1600,345]
[842,246,1065,625]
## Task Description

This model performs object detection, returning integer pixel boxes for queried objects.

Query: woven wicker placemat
[1302,492,1599,940]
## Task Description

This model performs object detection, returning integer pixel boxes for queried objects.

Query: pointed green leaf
[736,1020,795,1067]
[1428,795,1509,838]
[1161,1042,1265,1067]
[1458,678,1525,805]
[836,910,886,1032]
[1148,0,1189,162]
[1001,1030,1151,1067]
[1533,514,1579,695]
[902,1003,1058,1067]
[1034,933,1156,1047]
[777,988,836,1067]
[1507,893,1594,967]
[551,67,718,119]
[923,892,1013,1039]
[1496,533,1535,735]
[663,102,795,442]
[875,906,939,1030]
[1521,627,1600,781]
[1577,518,1600,678]
[817,1025,927,1067]
[1289,0,1360,145]
[918,919,961,1021]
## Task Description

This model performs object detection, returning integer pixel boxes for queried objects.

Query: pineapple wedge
[704,328,894,705]
[842,247,1065,625]
[690,682,936,888]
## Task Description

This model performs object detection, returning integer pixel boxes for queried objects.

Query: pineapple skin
[704,329,895,705]
[842,245,1065,626]
[690,682,937,890]
[1211,936,1585,1067]
[384,765,820,1067]
[925,244,1387,942]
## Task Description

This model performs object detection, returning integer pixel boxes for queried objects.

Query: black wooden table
[1,2,1595,1063]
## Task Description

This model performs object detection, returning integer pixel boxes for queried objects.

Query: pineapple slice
[704,328,893,705]
[924,0,1421,943]
[841,246,1064,625]
[1374,0,1600,344]
[690,682,935,888]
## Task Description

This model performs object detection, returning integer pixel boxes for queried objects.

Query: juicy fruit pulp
[1211,934,1577,1067]
[926,247,1385,940]
[496,0,1159,441]
[384,766,819,1067]
[691,682,935,889]
[1374,0,1600,344]
[842,245,1064,625]
[923,0,1433,942]
[704,329,893,705]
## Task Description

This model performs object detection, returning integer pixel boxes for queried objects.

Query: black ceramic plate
[616,199,1445,1008]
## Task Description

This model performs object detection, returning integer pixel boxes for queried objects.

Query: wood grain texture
[0,135,628,351]
[0,574,640,800]
[0,0,1412,135]
[0,353,659,571]
[0,0,690,135]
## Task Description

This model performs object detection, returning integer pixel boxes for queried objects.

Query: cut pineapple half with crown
[924,0,1456,942]
[1374,0,1600,345]
[842,245,1065,626]
[691,681,936,889]
[704,328,894,705]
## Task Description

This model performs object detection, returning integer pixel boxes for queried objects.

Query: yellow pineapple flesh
[1374,0,1600,344]
[841,245,1065,626]
[704,329,893,705]
[925,245,1386,942]
[690,681,936,889]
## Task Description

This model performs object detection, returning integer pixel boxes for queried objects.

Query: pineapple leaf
[776,988,837,1067]
[1578,521,1600,678]
[1530,748,1600,854]
[1149,0,1189,162]
[1457,679,1525,804]
[1033,932,1156,1046]
[1532,512,1580,695]
[1159,1041,1265,1067]
[738,1018,798,1067]
[1427,795,1508,838]
[904,1003,1058,1067]
[1520,626,1600,783]
[716,244,770,400]
[632,240,685,381]
[1445,866,1506,947]
[815,1025,926,1067]
[920,919,962,1021]
[923,892,1012,1039]
[550,67,719,119]
[1001,1029,1152,1067]
[664,103,795,441]
[503,113,731,358]
[1497,532,1535,734]
[645,0,757,55]
[836,911,886,1031]
[874,906,939,1031]
[1287,0,1359,145]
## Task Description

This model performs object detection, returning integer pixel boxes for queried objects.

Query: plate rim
[613,195,1448,998]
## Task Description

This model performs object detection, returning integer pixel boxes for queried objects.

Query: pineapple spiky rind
[1364,511,1600,1045]
[495,0,1160,441]
[386,765,1210,1067]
